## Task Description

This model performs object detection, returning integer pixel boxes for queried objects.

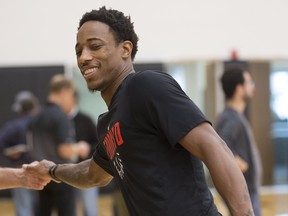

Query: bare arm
[0,166,49,190]
[24,159,113,189]
[54,159,113,188]
[179,122,254,216]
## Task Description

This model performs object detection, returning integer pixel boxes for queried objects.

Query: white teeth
[84,68,96,75]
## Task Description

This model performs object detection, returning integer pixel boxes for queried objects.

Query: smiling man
[25,6,254,216]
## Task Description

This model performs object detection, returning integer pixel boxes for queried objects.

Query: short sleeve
[128,71,209,147]
[93,143,114,176]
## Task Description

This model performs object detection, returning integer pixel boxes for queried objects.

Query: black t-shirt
[73,111,97,160]
[93,70,219,215]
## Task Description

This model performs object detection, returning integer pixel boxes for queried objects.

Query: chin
[87,85,97,92]
[88,88,98,93]
[87,83,101,92]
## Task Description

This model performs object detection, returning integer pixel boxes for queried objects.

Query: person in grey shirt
[215,67,263,216]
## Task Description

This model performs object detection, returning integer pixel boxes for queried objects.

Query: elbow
[93,175,113,187]
[87,170,113,188]
[99,178,113,187]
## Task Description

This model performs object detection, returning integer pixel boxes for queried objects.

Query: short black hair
[78,6,139,60]
[220,67,245,100]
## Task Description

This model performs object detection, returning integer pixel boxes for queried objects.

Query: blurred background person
[215,67,263,216]
[0,90,40,216]
[28,74,90,216]
[68,91,99,216]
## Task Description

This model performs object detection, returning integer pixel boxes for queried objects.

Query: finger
[24,161,40,171]
[27,177,49,190]
[29,183,45,190]
[30,161,40,166]
[39,177,51,185]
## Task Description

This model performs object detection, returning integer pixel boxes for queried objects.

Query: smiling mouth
[83,68,97,75]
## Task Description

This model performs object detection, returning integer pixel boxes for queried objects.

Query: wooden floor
[0,194,114,216]
[0,185,287,216]
[213,185,288,216]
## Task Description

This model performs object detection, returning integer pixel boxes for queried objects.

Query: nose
[249,81,255,88]
[78,47,93,65]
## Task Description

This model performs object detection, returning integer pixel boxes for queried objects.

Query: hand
[20,162,51,190]
[77,141,91,159]
[235,155,249,173]
[23,160,56,183]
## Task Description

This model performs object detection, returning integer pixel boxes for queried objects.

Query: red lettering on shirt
[114,122,123,146]
[103,122,124,160]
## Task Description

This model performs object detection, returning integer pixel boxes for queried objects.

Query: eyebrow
[75,37,102,49]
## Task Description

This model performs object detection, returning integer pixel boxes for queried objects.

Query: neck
[226,98,246,113]
[47,94,64,110]
[101,67,135,107]
[48,94,59,105]
[68,106,78,119]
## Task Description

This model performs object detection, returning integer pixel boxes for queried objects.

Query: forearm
[52,160,93,189]
[0,168,22,189]
[53,159,112,189]
[207,146,253,215]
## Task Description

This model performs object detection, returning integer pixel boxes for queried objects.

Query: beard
[243,93,253,103]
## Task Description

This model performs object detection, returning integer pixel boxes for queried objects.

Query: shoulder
[216,109,242,131]
[126,70,180,97]
[75,112,95,125]
[130,70,175,85]
[0,118,23,132]
[76,111,90,119]
[32,103,67,125]
[217,108,239,121]
[45,103,66,118]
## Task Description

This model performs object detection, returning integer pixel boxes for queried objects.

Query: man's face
[75,21,125,92]
[242,71,255,101]
[58,87,75,114]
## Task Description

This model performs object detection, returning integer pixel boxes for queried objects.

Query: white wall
[1,0,288,66]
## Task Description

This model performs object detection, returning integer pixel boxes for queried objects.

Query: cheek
[77,60,82,70]
[246,88,255,97]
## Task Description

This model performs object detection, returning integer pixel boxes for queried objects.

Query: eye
[75,49,82,58]
[90,44,102,50]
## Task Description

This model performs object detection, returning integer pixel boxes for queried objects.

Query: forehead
[76,21,114,46]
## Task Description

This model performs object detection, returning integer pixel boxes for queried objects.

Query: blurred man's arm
[179,122,254,216]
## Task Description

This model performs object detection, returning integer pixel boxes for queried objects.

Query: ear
[121,41,133,59]
[235,84,244,96]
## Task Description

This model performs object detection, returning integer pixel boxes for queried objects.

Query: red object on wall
[230,49,238,61]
